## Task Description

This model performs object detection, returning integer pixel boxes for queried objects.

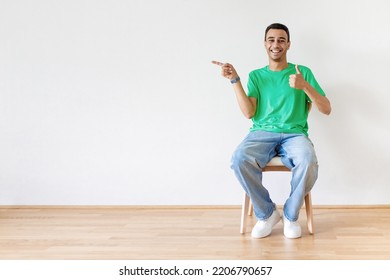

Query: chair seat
[266,156,284,166]
[262,156,290,172]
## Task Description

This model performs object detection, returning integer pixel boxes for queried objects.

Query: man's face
[264,29,290,62]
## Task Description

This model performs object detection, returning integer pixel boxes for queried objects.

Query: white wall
[0,0,389,205]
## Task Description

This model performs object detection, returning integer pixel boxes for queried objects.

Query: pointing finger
[211,60,225,66]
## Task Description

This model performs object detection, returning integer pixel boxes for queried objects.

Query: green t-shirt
[247,63,325,136]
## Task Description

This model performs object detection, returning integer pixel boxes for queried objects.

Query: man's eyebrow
[266,36,287,40]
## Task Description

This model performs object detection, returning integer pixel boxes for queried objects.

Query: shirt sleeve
[304,68,326,97]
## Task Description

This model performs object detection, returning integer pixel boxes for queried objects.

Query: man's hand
[211,60,256,118]
[290,64,332,115]
[211,60,239,81]
[289,64,307,90]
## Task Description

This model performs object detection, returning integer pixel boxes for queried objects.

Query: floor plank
[0,207,389,259]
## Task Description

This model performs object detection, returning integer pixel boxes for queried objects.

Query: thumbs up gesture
[289,64,306,89]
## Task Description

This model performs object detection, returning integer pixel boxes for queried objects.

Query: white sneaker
[283,214,302,239]
[251,209,281,238]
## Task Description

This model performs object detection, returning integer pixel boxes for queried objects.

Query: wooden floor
[0,206,390,260]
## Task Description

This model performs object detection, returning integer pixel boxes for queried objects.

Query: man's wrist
[230,76,240,84]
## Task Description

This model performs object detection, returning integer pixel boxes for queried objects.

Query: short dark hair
[264,23,290,42]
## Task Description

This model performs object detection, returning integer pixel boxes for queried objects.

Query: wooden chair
[240,156,314,234]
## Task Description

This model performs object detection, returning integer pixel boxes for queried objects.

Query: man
[212,23,331,239]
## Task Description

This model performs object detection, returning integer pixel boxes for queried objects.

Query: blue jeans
[231,130,318,222]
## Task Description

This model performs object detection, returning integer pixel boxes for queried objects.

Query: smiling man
[212,23,331,239]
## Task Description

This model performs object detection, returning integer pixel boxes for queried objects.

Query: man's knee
[290,148,319,177]
[303,151,318,166]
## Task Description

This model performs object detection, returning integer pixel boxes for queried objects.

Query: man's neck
[268,60,288,71]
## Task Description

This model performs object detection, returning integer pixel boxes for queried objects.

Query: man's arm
[212,61,257,119]
[301,83,331,115]
[289,65,332,115]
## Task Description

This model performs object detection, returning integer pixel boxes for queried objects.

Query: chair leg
[248,200,253,216]
[304,192,314,234]
[240,193,250,234]
[242,192,315,235]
